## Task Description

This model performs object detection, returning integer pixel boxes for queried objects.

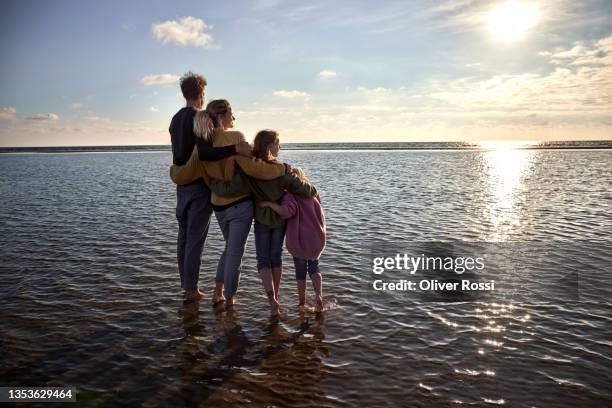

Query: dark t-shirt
[170,107,235,166]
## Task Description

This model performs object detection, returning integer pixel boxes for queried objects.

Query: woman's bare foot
[185,289,204,300]
[212,295,225,306]
[315,296,324,312]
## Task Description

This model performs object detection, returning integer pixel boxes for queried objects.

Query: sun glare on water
[487,1,540,43]
[478,140,538,150]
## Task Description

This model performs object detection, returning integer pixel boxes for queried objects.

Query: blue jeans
[176,182,213,291]
[254,221,286,270]
[214,200,254,299]
[293,258,320,280]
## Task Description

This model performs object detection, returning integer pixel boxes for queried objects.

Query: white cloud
[151,17,215,48]
[252,0,282,10]
[0,107,16,121]
[140,74,179,86]
[424,0,474,15]
[273,90,311,99]
[84,116,111,122]
[0,118,169,147]
[25,113,59,121]
[465,62,481,67]
[121,23,135,31]
[234,35,612,142]
[67,103,82,109]
[318,69,337,78]
[149,107,159,112]
[430,35,612,113]
[284,4,321,20]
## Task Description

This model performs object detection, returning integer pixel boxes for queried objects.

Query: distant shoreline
[1,141,611,154]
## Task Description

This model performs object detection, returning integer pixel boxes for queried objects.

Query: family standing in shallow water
[169,71,326,316]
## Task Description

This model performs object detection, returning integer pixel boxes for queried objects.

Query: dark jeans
[293,258,320,280]
[254,221,286,270]
[176,182,212,291]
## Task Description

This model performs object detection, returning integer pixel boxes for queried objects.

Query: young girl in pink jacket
[260,167,326,311]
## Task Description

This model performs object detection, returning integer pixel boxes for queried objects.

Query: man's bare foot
[185,289,204,300]
[225,297,234,310]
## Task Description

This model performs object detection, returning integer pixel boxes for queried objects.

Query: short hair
[180,71,207,100]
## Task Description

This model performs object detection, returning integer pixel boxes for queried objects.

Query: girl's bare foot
[297,280,307,308]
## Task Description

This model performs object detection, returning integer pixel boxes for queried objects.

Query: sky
[0,0,611,146]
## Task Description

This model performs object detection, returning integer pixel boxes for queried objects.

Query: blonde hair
[291,166,309,183]
[193,111,214,141]
[193,99,232,142]
[253,129,279,162]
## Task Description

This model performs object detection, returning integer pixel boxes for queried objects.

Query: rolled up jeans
[214,200,254,299]
[254,221,286,270]
[293,258,320,280]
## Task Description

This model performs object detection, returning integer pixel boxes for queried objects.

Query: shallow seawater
[0,149,611,407]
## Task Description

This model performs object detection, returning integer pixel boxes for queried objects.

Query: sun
[487,1,539,43]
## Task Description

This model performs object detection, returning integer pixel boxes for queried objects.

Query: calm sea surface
[1,147,611,407]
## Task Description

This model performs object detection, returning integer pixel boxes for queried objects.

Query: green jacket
[209,169,318,228]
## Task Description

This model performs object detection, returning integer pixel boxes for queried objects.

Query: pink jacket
[279,192,326,260]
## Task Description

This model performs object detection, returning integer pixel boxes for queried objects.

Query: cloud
[149,107,159,112]
[252,0,282,10]
[67,103,82,109]
[273,90,311,99]
[84,116,111,122]
[234,34,612,142]
[318,69,337,78]
[121,23,135,31]
[547,37,612,67]
[151,17,215,48]
[25,113,59,121]
[0,107,16,121]
[140,74,179,86]
[0,118,169,147]
[284,4,321,20]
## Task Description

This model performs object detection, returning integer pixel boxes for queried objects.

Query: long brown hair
[253,129,279,162]
[193,99,231,142]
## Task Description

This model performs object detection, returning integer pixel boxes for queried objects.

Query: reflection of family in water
[170,72,327,316]
[179,301,330,405]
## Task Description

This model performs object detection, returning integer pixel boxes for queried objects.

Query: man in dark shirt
[171,71,251,300]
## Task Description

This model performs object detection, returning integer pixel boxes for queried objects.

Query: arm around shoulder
[282,173,318,197]
[209,170,251,197]
[235,157,285,180]
[170,147,209,185]
[196,138,236,161]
